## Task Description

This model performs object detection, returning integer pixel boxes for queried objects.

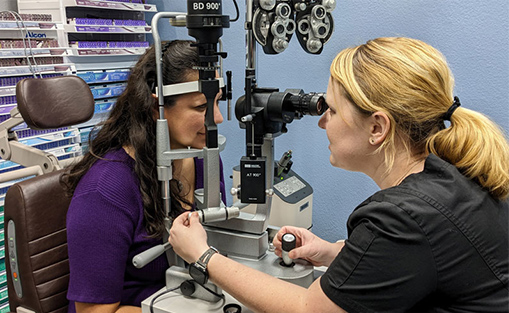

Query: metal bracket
[0,107,61,183]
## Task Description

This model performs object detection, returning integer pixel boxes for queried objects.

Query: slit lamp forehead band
[155,77,225,98]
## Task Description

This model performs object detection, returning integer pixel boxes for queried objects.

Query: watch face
[189,263,208,285]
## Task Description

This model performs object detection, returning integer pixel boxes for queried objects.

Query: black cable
[150,285,181,313]
[230,0,240,22]
[150,280,225,312]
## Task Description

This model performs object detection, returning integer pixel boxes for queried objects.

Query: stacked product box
[74,69,131,147]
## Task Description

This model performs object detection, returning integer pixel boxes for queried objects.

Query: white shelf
[69,58,138,71]
[0,176,30,192]
[64,24,150,34]
[0,21,58,30]
[0,29,61,41]
[46,142,83,157]
[0,63,75,77]
[0,105,17,118]
[0,87,16,97]
[68,47,145,56]
[18,127,80,143]
[0,48,68,58]
[62,0,157,12]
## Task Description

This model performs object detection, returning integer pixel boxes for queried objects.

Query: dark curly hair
[61,40,200,238]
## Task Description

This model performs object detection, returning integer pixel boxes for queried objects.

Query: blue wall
[147,1,509,242]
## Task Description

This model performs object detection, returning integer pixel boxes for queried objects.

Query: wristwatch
[189,246,218,285]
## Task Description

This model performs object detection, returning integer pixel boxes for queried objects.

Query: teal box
[0,303,9,313]
[0,287,7,303]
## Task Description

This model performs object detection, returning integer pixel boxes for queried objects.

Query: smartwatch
[189,246,218,285]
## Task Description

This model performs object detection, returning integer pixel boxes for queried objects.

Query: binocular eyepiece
[285,91,328,117]
[265,88,328,124]
[235,88,327,135]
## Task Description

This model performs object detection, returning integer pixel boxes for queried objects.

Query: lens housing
[266,89,327,124]
[235,89,327,136]
[287,92,327,116]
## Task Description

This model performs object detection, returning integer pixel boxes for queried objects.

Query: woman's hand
[169,212,210,263]
[273,226,344,267]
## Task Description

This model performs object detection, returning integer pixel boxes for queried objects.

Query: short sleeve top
[320,154,509,313]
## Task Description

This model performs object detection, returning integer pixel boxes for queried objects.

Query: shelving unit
[18,0,156,67]
[0,11,82,311]
[18,0,156,151]
[0,19,74,75]
[0,2,156,308]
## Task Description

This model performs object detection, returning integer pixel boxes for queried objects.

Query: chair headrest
[16,76,95,130]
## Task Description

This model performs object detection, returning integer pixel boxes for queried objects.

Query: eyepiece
[312,5,327,19]
[264,89,328,125]
[288,92,327,116]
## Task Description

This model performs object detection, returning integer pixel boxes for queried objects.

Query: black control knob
[281,233,296,266]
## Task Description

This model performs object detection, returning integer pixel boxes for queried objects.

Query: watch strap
[196,246,218,269]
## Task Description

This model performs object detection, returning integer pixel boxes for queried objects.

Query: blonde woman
[170,37,509,313]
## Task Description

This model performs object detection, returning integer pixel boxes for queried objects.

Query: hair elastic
[443,96,461,121]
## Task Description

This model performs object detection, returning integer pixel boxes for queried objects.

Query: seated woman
[62,40,226,313]
[169,37,509,313]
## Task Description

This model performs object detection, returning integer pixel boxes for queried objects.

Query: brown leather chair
[5,170,70,313]
[3,76,94,313]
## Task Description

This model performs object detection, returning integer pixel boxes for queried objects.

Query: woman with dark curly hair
[62,40,226,313]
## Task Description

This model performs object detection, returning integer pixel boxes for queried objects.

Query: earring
[370,138,375,144]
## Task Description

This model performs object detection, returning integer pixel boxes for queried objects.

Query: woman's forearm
[75,302,141,313]
[117,305,142,313]
[208,253,308,313]
[207,253,345,313]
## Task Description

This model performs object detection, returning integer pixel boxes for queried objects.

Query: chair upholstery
[16,76,94,130]
[4,169,70,313]
[1,75,94,312]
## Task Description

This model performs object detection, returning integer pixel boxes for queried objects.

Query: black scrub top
[321,154,509,313]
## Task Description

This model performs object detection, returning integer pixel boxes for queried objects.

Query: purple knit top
[66,148,226,311]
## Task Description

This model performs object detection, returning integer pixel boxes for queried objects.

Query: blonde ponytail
[331,37,509,200]
[428,107,509,200]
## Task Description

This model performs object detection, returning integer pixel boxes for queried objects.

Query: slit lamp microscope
[136,0,335,309]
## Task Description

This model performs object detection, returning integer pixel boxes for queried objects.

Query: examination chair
[3,76,94,313]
